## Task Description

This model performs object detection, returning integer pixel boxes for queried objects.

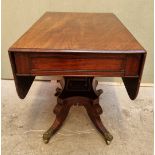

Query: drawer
[31,55,125,71]
[14,53,125,76]
[14,53,141,76]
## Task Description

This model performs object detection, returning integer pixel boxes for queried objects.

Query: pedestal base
[43,77,113,145]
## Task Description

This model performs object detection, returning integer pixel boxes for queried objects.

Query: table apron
[13,52,142,77]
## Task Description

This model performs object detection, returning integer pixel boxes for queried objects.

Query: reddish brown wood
[125,54,141,76]
[13,52,143,78]
[43,77,113,145]
[14,52,126,75]
[14,53,30,74]
[31,56,124,71]
[122,53,146,100]
[9,52,35,99]
[43,97,72,144]
[9,12,145,53]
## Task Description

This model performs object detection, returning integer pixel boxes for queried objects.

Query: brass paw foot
[43,128,54,144]
[103,132,113,145]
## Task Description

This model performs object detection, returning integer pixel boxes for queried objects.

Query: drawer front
[14,53,126,76]
[14,53,141,77]
[31,56,124,71]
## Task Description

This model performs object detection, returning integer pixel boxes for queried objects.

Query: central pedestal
[43,77,113,145]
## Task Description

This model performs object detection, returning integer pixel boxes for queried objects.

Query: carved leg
[43,77,113,145]
[84,100,113,145]
[43,98,71,143]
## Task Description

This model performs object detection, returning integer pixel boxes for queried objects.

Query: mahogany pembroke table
[8,12,146,145]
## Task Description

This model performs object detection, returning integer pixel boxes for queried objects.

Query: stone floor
[2,80,154,155]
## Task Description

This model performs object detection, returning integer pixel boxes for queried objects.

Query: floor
[2,80,154,155]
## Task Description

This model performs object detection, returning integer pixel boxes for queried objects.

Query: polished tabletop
[9,12,145,53]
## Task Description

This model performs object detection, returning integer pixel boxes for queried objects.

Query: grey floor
[2,80,154,155]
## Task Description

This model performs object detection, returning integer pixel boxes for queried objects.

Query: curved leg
[44,77,113,145]
[84,100,113,145]
[43,99,71,143]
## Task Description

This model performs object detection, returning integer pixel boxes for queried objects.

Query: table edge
[8,48,146,54]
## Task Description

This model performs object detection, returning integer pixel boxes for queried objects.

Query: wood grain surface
[9,12,145,53]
